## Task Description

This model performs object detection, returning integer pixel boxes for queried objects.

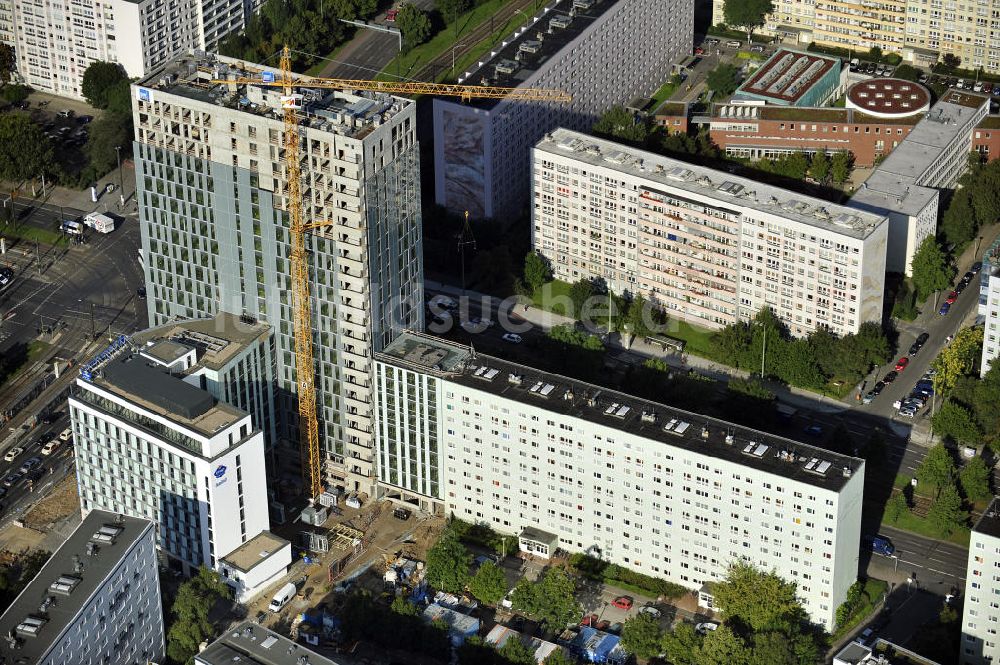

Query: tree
[568,279,595,318]
[81,61,129,109]
[524,251,552,293]
[425,525,472,593]
[542,650,577,665]
[711,562,804,632]
[1,84,30,104]
[960,457,992,503]
[941,188,977,247]
[661,622,702,665]
[749,631,798,665]
[498,635,536,665]
[624,294,654,338]
[892,64,922,82]
[391,595,421,617]
[942,53,962,71]
[722,0,775,43]
[105,79,134,115]
[886,492,909,523]
[971,160,1000,228]
[697,625,751,665]
[0,43,14,84]
[510,577,541,617]
[932,401,983,447]
[916,444,957,498]
[706,63,742,96]
[397,4,432,51]
[0,113,53,183]
[620,613,664,659]
[166,567,231,664]
[469,561,508,605]
[533,567,580,630]
[809,150,830,183]
[436,0,470,24]
[593,106,649,145]
[868,46,883,62]
[831,151,853,184]
[910,236,955,300]
[933,326,983,394]
[927,483,968,535]
[85,113,133,176]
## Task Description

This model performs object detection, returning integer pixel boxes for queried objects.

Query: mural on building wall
[441,108,487,218]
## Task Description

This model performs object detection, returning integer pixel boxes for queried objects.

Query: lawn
[531,279,574,317]
[882,507,971,547]
[832,578,888,641]
[377,0,536,82]
[650,76,682,109]
[663,320,721,361]
[0,223,67,246]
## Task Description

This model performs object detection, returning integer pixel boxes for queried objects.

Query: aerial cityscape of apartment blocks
[432,0,692,220]
[711,0,1000,73]
[0,0,263,99]
[0,511,165,665]
[531,128,889,337]
[375,333,865,630]
[961,499,1000,664]
[131,52,424,495]
[69,314,290,588]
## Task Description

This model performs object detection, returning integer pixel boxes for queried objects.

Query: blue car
[803,424,823,436]
[939,301,951,315]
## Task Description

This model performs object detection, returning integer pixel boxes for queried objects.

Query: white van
[268,582,296,612]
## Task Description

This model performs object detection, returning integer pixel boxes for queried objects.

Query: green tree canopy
[706,63,742,96]
[81,61,129,109]
[712,562,805,632]
[960,457,992,502]
[697,624,751,665]
[722,0,775,42]
[809,150,830,183]
[568,279,596,318]
[624,294,654,338]
[910,236,955,299]
[85,113,132,177]
[542,650,577,665]
[830,150,853,184]
[932,401,983,447]
[892,64,922,81]
[593,106,650,145]
[660,621,702,665]
[927,483,968,535]
[0,43,14,84]
[1,84,30,104]
[166,567,231,664]
[436,0,470,24]
[524,251,552,293]
[513,567,580,631]
[933,326,983,394]
[0,113,53,182]
[886,492,909,523]
[468,560,508,605]
[397,4,432,51]
[941,187,977,247]
[942,53,962,70]
[971,160,1000,227]
[620,613,664,659]
[425,525,471,593]
[916,444,957,498]
[498,634,536,665]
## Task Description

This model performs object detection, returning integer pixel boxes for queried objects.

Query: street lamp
[451,42,467,76]
[114,146,125,209]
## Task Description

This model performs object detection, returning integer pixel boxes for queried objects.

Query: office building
[69,314,290,584]
[196,621,342,665]
[961,498,1000,664]
[0,510,164,665]
[374,333,865,630]
[849,89,989,274]
[132,51,424,495]
[0,0,262,100]
[710,0,996,73]
[432,0,692,221]
[530,128,889,338]
[733,49,847,107]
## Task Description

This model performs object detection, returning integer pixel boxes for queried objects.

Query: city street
[0,411,77,530]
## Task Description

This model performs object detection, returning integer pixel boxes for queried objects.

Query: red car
[612,596,633,610]
[694,46,705,55]
[386,8,398,21]
[894,357,909,372]
[580,613,598,627]
[946,291,958,304]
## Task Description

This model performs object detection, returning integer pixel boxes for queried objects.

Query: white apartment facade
[432,0,693,221]
[979,241,1000,377]
[961,498,1000,664]
[531,129,889,338]
[0,511,164,665]
[0,0,261,100]
[374,333,866,631]
[711,0,1000,73]
[132,52,424,496]
[69,318,279,576]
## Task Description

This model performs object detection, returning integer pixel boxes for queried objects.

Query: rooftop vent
[842,466,853,477]
[15,615,47,638]
[641,410,657,424]
[549,14,572,30]
[508,373,523,385]
[587,391,601,407]
[495,60,518,76]
[665,166,693,181]
[519,40,542,54]
[663,419,691,435]
[742,443,769,458]
[724,433,735,445]
[701,426,710,439]
[563,389,575,400]
[91,524,123,545]
[716,181,744,196]
[49,575,81,596]
[262,635,279,649]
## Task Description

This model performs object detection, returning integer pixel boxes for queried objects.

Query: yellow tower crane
[213,46,571,501]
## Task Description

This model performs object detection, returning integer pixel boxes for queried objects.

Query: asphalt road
[0,411,77,528]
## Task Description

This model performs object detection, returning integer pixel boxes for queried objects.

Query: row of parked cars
[849,59,895,77]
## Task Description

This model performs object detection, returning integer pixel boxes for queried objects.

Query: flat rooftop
[135,312,271,372]
[735,49,840,104]
[221,531,290,573]
[846,78,930,117]
[197,622,341,665]
[378,333,865,492]
[849,170,938,217]
[537,128,887,239]
[135,52,412,140]
[712,103,923,125]
[454,0,616,110]
[973,497,1000,540]
[0,511,154,663]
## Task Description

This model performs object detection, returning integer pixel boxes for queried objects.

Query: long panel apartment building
[531,128,889,338]
[132,52,424,495]
[961,498,1000,664]
[0,511,164,665]
[69,314,291,592]
[432,0,692,221]
[0,0,262,99]
[374,333,865,631]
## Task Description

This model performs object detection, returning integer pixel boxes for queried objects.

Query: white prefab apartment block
[375,333,866,630]
[132,52,424,495]
[979,240,1000,377]
[69,315,281,575]
[0,0,262,100]
[961,499,1000,664]
[432,0,692,221]
[0,510,164,665]
[531,129,889,338]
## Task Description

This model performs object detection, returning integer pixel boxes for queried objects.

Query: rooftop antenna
[457,210,476,295]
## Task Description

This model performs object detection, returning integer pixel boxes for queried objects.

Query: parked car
[939,301,952,316]
[899,405,918,418]
[894,357,909,372]
[3,447,23,462]
[883,370,897,384]
[502,333,522,344]
[18,457,40,474]
[868,534,895,556]
[961,270,975,284]
[41,440,59,456]
[872,380,886,395]
[3,472,23,487]
[946,291,958,304]
[639,606,662,618]
[955,281,968,294]
[725,40,742,48]
[973,261,983,273]
[694,46,705,55]
[749,44,764,52]
[56,109,74,118]
[696,622,720,635]
[862,391,876,405]
[909,332,930,355]
[857,627,876,646]
[611,596,633,610]
[386,8,398,20]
